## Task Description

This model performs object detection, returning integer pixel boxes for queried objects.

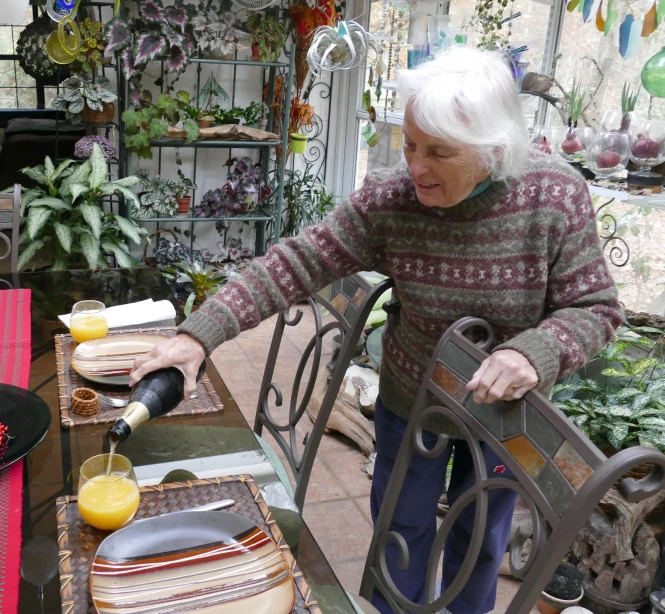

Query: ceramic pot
[257,119,268,131]
[82,102,115,125]
[537,589,584,614]
[290,133,308,154]
[176,197,191,215]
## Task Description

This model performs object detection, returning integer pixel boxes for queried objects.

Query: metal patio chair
[253,273,395,511]
[360,316,665,614]
[0,184,21,289]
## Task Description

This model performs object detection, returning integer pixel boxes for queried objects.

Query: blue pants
[370,398,518,614]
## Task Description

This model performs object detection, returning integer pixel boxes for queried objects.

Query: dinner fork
[97,393,129,408]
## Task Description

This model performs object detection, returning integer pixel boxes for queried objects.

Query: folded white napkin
[59,299,176,329]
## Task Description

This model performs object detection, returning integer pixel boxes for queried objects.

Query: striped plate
[90,511,296,614]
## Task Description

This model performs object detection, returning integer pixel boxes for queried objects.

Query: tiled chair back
[361,317,665,614]
[254,274,395,510]
[0,184,20,289]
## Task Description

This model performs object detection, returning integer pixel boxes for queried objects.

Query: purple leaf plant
[74,135,117,160]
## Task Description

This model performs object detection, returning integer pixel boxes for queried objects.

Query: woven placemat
[56,475,322,614]
[55,327,223,428]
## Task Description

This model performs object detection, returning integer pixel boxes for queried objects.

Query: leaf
[609,405,634,417]
[134,33,168,65]
[79,203,103,239]
[110,176,141,188]
[601,368,630,377]
[638,417,665,430]
[165,5,187,31]
[89,144,108,189]
[79,233,101,269]
[21,166,48,185]
[69,184,89,203]
[102,241,133,267]
[630,358,659,376]
[115,216,142,245]
[51,159,76,183]
[104,17,132,54]
[613,387,642,400]
[50,258,67,272]
[183,119,199,143]
[17,239,44,271]
[166,45,187,73]
[68,99,85,114]
[27,207,52,239]
[140,0,166,23]
[44,156,55,179]
[184,292,196,317]
[607,423,630,449]
[62,161,91,193]
[53,222,72,253]
[28,197,71,211]
[101,184,140,210]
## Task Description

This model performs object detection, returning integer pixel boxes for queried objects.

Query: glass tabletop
[14,267,356,614]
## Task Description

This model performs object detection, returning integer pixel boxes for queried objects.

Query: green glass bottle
[642,46,665,98]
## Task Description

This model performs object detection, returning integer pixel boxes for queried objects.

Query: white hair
[398,46,529,182]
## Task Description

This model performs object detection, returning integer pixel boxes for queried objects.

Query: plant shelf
[150,139,280,149]
[132,214,275,223]
[191,58,289,68]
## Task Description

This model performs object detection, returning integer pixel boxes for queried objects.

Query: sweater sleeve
[494,183,624,392]
[176,178,382,355]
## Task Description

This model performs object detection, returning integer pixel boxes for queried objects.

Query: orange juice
[78,474,140,530]
[70,314,108,343]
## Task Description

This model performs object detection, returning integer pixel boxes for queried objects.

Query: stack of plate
[70,335,169,386]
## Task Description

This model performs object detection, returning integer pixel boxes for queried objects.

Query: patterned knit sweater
[178,151,624,436]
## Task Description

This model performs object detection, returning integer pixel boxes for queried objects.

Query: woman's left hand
[466,349,538,404]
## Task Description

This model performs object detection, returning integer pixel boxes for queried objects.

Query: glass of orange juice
[70,300,108,343]
[78,453,140,531]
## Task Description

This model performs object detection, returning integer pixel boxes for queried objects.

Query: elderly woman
[131,47,622,613]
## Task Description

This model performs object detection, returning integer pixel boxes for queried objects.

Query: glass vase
[586,131,630,179]
[599,110,639,133]
[641,46,665,98]
[629,119,665,182]
[530,125,556,154]
[558,125,594,162]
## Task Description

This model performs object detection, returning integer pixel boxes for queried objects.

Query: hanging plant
[104,0,197,106]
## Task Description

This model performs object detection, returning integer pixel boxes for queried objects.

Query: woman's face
[402,106,490,208]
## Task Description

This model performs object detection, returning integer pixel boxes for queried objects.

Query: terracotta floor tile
[237,319,276,338]
[217,360,263,392]
[303,457,347,504]
[237,335,300,370]
[353,496,373,525]
[322,449,373,497]
[228,389,260,425]
[210,340,246,364]
[318,430,361,454]
[332,557,367,597]
[286,332,335,356]
[491,577,538,614]
[303,499,374,562]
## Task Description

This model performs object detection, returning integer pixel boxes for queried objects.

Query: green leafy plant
[52,75,117,125]
[175,168,196,199]
[19,144,148,271]
[212,105,244,124]
[567,79,585,124]
[620,82,640,131]
[135,169,178,218]
[75,18,107,74]
[122,90,199,159]
[243,13,287,62]
[198,74,229,112]
[553,325,665,452]
[161,260,227,316]
[242,101,265,126]
[276,162,335,238]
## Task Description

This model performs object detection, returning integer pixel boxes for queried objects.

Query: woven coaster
[56,476,321,614]
[55,327,223,428]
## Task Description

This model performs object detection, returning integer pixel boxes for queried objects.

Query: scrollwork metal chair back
[0,184,20,289]
[361,316,665,614]
[254,274,395,511]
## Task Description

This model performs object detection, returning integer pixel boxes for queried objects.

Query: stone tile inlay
[525,403,564,457]
[432,363,468,403]
[318,285,330,300]
[352,286,367,306]
[504,435,546,479]
[441,342,480,381]
[342,277,359,298]
[536,463,574,517]
[553,440,594,491]
[330,293,350,315]
[346,302,359,325]
[502,403,523,440]
[466,396,501,438]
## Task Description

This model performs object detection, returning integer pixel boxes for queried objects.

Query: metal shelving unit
[124,46,296,256]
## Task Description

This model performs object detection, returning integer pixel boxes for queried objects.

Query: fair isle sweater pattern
[178,151,624,435]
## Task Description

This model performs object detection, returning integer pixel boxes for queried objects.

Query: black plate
[0,384,52,470]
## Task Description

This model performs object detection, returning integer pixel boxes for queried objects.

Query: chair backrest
[361,316,665,614]
[254,274,395,510]
[0,184,21,289]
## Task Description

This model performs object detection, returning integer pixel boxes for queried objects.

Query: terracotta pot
[176,196,191,214]
[537,589,583,614]
[82,101,115,125]
[197,117,214,129]
[251,44,260,61]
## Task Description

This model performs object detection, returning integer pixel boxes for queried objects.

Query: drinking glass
[629,119,665,178]
[78,453,140,531]
[586,131,631,179]
[70,300,108,343]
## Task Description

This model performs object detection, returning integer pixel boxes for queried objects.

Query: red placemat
[0,288,31,614]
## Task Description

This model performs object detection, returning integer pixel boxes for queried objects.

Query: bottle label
[121,402,151,432]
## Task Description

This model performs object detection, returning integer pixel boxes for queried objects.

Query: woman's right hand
[129,333,207,400]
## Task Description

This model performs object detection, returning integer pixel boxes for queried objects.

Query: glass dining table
[12,267,357,614]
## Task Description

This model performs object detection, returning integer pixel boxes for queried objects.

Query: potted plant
[192,4,247,60]
[538,563,584,614]
[193,157,270,227]
[212,105,244,125]
[197,74,229,127]
[135,169,178,218]
[122,90,199,159]
[18,144,147,271]
[242,101,265,128]
[161,260,227,316]
[74,18,108,74]
[558,80,588,162]
[52,75,117,125]
[243,13,287,63]
[74,135,117,161]
[175,168,196,214]
[600,83,640,133]
[104,0,197,106]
